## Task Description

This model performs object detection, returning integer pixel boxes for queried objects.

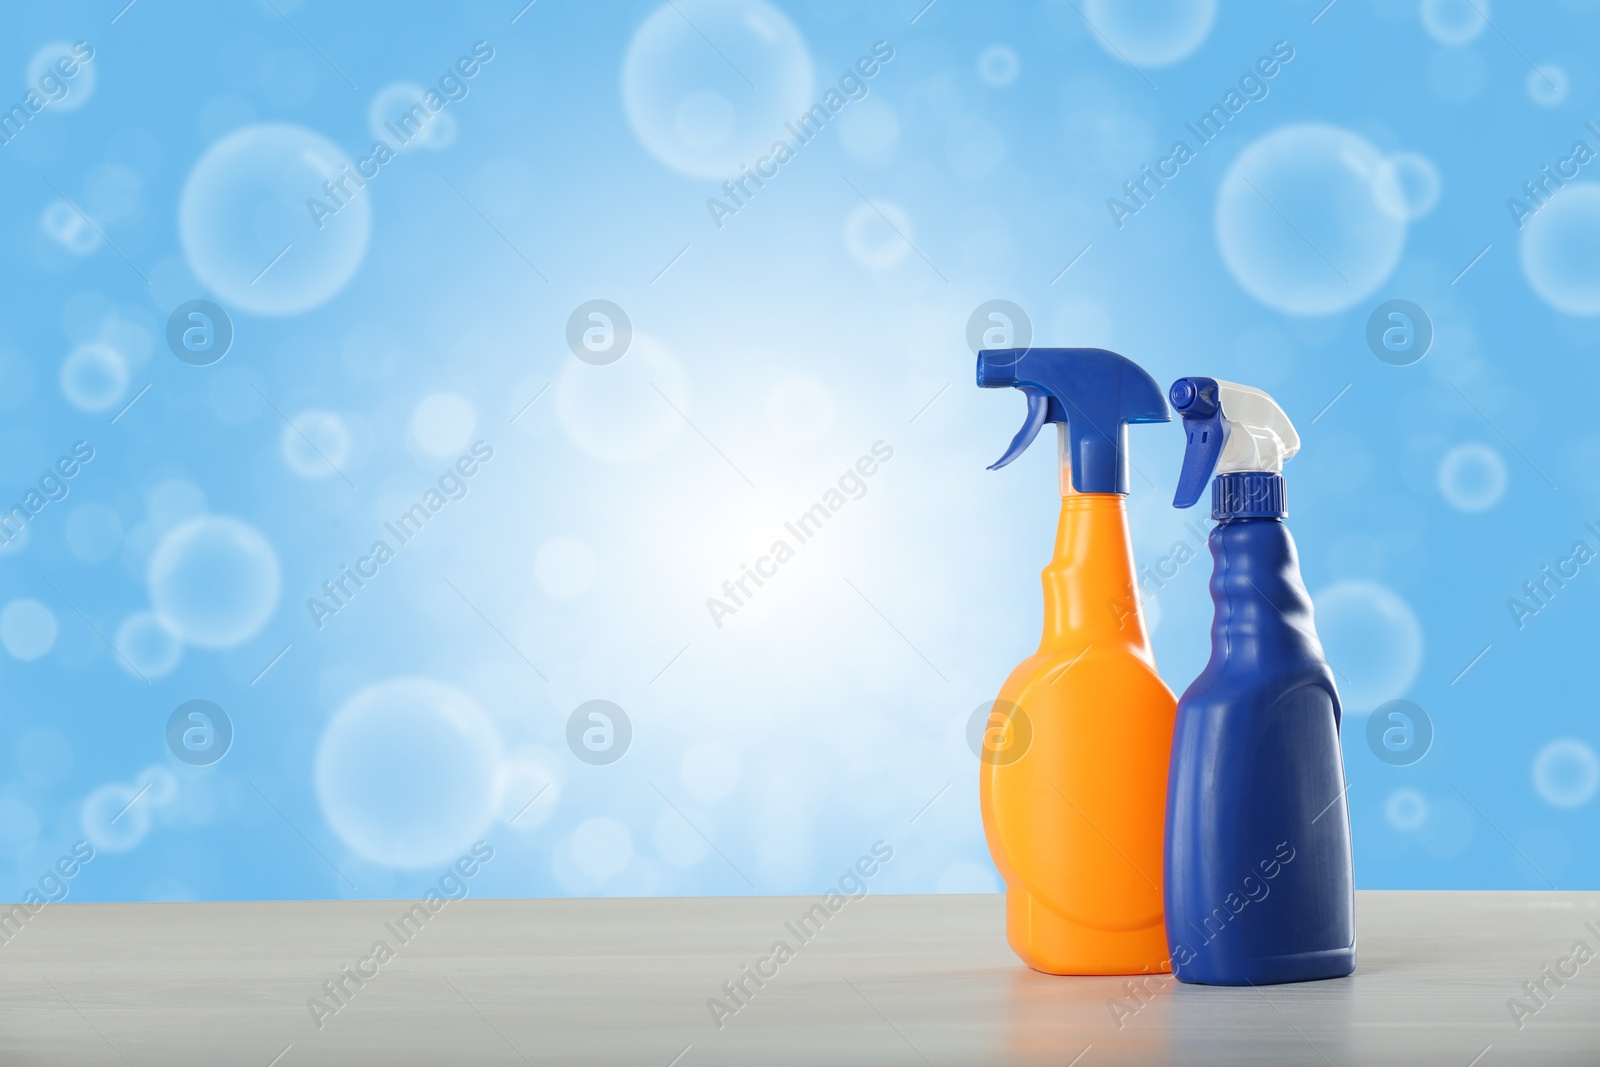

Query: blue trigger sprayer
[1162,377,1356,986]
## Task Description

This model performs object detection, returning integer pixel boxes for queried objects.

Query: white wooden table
[1,891,1594,1064]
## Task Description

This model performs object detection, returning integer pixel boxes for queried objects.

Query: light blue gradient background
[1,0,1597,904]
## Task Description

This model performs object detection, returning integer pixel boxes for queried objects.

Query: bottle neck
[1206,518,1322,664]
[1039,490,1152,656]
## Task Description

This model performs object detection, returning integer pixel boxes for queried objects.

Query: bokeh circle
[60,343,129,412]
[1421,0,1489,45]
[1532,739,1599,809]
[368,82,457,151]
[1,599,58,661]
[976,45,1020,87]
[1217,124,1406,315]
[1081,0,1217,67]
[115,612,183,679]
[1521,183,1600,315]
[622,0,814,179]
[1373,152,1442,221]
[148,516,281,649]
[81,782,150,853]
[844,200,913,270]
[1527,64,1569,107]
[27,42,96,111]
[281,410,352,479]
[1385,787,1429,831]
[316,678,503,868]
[1313,580,1423,714]
[1437,443,1507,512]
[179,123,371,316]
[557,334,687,463]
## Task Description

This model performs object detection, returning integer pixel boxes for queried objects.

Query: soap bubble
[1081,0,1217,67]
[1384,787,1429,831]
[1421,0,1489,45]
[1312,580,1423,714]
[316,678,503,868]
[1527,64,1569,107]
[1532,739,1599,808]
[535,537,597,600]
[621,0,814,179]
[178,123,370,315]
[1,599,58,661]
[66,502,123,563]
[410,393,476,457]
[368,82,457,151]
[1373,152,1442,221]
[1521,183,1600,315]
[557,333,687,463]
[1217,125,1406,315]
[1437,443,1507,512]
[681,741,742,803]
[113,612,183,680]
[81,782,150,853]
[654,809,710,867]
[976,45,1020,87]
[148,516,281,649]
[41,200,101,255]
[60,343,129,412]
[281,410,352,479]
[844,200,914,270]
[569,816,633,880]
[28,41,95,111]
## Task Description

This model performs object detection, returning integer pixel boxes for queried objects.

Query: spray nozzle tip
[1169,377,1218,417]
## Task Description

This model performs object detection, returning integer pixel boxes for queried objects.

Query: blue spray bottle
[1162,377,1355,986]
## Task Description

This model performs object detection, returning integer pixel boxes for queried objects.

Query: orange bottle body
[979,490,1177,975]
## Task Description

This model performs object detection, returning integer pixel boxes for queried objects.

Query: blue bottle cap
[1212,471,1286,520]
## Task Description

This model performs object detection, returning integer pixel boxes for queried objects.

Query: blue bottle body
[1163,516,1356,985]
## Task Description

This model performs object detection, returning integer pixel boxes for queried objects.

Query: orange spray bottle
[976,347,1177,976]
